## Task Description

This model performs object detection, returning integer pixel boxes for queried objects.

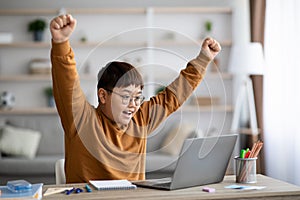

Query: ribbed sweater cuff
[189,51,211,75]
[51,40,71,56]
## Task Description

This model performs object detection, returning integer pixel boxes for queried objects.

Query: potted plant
[205,20,212,33]
[28,19,47,42]
[201,20,213,38]
[44,87,55,107]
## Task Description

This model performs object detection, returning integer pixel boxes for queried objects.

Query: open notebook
[89,180,137,190]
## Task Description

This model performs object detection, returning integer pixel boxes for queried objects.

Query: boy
[50,14,221,183]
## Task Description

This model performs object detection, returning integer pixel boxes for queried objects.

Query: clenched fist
[201,37,221,60]
[50,14,77,43]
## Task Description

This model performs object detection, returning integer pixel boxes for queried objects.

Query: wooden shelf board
[0,42,50,48]
[0,9,58,15]
[140,73,232,83]
[68,8,146,15]
[0,74,95,82]
[0,41,147,48]
[0,73,230,82]
[0,8,145,15]
[72,41,147,48]
[153,7,232,14]
[153,39,232,47]
[205,73,233,79]
[0,74,51,81]
[0,105,233,115]
[180,105,233,112]
[0,39,231,48]
[0,7,231,16]
[0,107,58,115]
[238,128,261,135]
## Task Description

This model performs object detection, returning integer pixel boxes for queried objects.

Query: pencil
[238,141,263,182]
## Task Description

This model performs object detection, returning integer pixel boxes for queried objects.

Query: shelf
[180,105,233,112]
[0,41,147,48]
[153,40,232,47]
[238,128,261,135]
[0,7,231,16]
[0,74,51,81]
[0,42,51,48]
[0,107,58,115]
[0,40,231,48]
[0,9,59,16]
[153,7,232,14]
[73,41,147,48]
[205,73,233,79]
[0,8,146,16]
[0,105,233,116]
[0,74,95,82]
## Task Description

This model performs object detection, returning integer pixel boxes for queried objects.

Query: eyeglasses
[106,89,145,106]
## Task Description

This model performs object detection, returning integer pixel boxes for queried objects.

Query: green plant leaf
[28,19,47,32]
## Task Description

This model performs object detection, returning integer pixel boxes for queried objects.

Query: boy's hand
[201,37,221,60]
[50,14,76,43]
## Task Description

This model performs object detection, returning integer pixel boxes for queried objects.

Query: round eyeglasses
[106,89,145,106]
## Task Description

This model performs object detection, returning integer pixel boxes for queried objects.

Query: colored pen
[245,150,251,158]
[240,149,246,158]
[85,184,92,192]
[65,187,75,195]
[75,188,83,194]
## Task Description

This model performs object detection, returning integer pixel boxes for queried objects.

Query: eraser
[202,187,216,193]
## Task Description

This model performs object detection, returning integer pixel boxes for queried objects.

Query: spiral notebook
[89,180,137,190]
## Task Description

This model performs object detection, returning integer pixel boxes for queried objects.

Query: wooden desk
[42,175,300,200]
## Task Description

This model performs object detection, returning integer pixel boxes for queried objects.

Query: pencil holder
[234,156,257,183]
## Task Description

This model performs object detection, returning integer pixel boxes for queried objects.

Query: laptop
[134,134,237,190]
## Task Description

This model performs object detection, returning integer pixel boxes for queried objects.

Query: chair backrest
[55,158,66,184]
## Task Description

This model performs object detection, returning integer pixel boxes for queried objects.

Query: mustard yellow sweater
[51,40,211,183]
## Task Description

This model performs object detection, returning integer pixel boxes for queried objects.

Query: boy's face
[104,85,144,127]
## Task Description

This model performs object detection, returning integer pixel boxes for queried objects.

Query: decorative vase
[33,31,44,42]
[48,96,55,107]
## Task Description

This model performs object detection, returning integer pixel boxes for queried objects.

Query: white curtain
[264,0,300,185]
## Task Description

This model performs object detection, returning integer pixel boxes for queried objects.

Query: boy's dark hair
[97,61,144,102]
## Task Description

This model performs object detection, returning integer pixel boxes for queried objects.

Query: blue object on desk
[85,184,92,192]
[0,183,43,198]
[225,184,266,190]
[65,187,75,195]
[75,188,83,193]
[7,180,32,193]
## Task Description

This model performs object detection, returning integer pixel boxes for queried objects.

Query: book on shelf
[89,179,137,190]
[0,183,43,200]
